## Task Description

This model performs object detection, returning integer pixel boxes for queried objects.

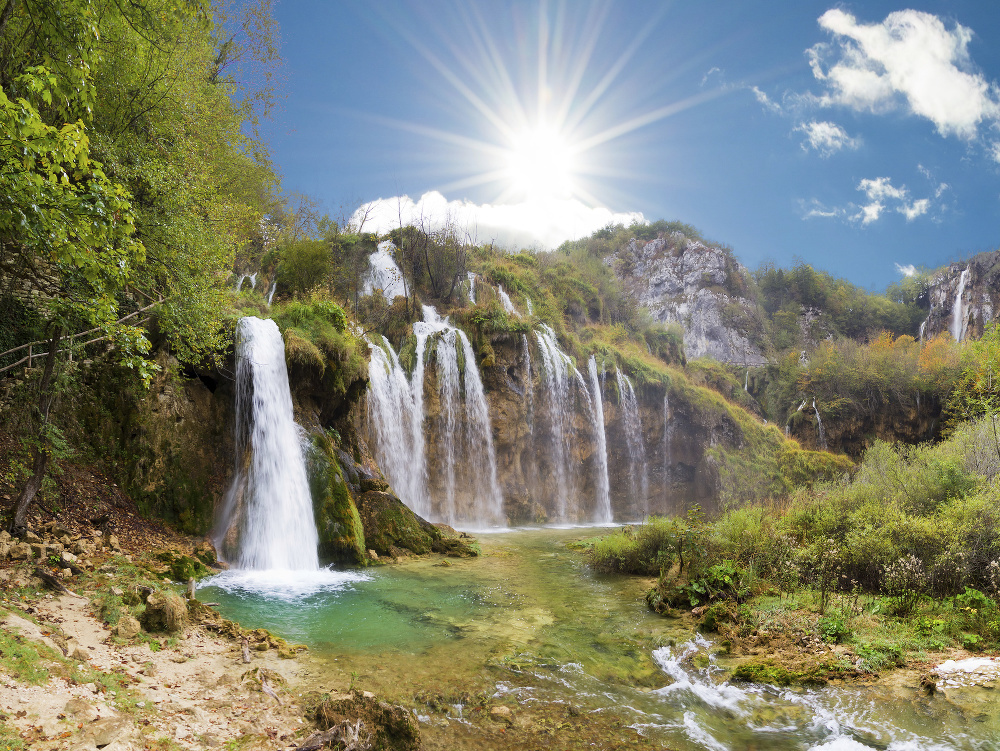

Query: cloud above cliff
[806,9,1000,139]
[351,191,645,250]
[803,175,949,225]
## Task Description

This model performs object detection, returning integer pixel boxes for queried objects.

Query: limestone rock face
[919,251,1000,342]
[613,234,768,365]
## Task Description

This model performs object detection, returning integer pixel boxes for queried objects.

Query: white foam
[200,568,369,601]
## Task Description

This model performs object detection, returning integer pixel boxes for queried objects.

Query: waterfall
[366,306,504,527]
[234,274,247,292]
[535,325,579,520]
[498,285,520,316]
[951,267,970,342]
[617,369,649,519]
[266,281,277,306]
[587,357,612,523]
[918,318,927,342]
[813,398,828,451]
[467,272,476,304]
[367,337,428,516]
[215,317,319,571]
[526,297,534,316]
[365,241,407,301]
[248,272,257,290]
[744,368,749,392]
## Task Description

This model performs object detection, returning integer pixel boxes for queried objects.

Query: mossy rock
[359,477,390,493]
[308,434,367,566]
[356,491,441,557]
[154,551,212,581]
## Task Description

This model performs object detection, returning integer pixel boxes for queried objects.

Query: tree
[1,0,150,533]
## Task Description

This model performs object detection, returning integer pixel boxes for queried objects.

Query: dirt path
[1,594,309,750]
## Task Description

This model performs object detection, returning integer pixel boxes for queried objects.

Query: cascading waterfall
[535,325,579,520]
[214,317,319,571]
[525,297,534,316]
[366,337,428,517]
[616,369,649,518]
[951,267,970,342]
[266,281,277,306]
[467,272,476,304]
[366,306,504,527]
[365,241,407,301]
[498,285,520,316]
[586,356,612,523]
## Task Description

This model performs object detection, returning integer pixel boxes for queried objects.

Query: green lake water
[199,528,1000,751]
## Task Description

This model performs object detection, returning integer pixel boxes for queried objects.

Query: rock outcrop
[919,251,1000,342]
[612,233,769,365]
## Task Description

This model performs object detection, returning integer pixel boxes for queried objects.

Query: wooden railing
[0,303,159,375]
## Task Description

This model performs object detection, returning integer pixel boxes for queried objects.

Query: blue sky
[261,1,1000,289]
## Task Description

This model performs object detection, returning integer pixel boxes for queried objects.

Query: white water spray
[467,272,476,304]
[215,317,319,571]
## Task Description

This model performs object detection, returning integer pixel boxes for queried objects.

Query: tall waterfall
[366,306,504,527]
[366,338,428,516]
[617,369,649,518]
[951,267,970,342]
[215,317,319,571]
[587,357,612,523]
[535,325,579,520]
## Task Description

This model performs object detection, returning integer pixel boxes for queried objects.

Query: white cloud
[795,120,861,156]
[853,177,931,223]
[803,176,946,225]
[895,263,917,277]
[991,142,1000,164]
[808,9,1000,139]
[751,85,784,114]
[351,191,645,250]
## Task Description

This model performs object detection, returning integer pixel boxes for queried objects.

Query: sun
[503,124,578,201]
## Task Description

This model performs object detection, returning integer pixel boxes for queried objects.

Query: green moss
[357,490,441,556]
[308,433,367,566]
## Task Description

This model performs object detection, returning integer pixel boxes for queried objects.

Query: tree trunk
[10,329,61,536]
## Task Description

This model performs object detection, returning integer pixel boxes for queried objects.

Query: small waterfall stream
[950,266,970,342]
[813,398,828,451]
[617,369,649,518]
[498,285,520,316]
[215,317,319,571]
[365,241,407,301]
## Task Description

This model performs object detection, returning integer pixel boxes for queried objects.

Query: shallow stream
[200,528,1000,750]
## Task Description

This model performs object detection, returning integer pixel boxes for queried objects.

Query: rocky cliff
[920,250,1000,342]
[612,233,769,366]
